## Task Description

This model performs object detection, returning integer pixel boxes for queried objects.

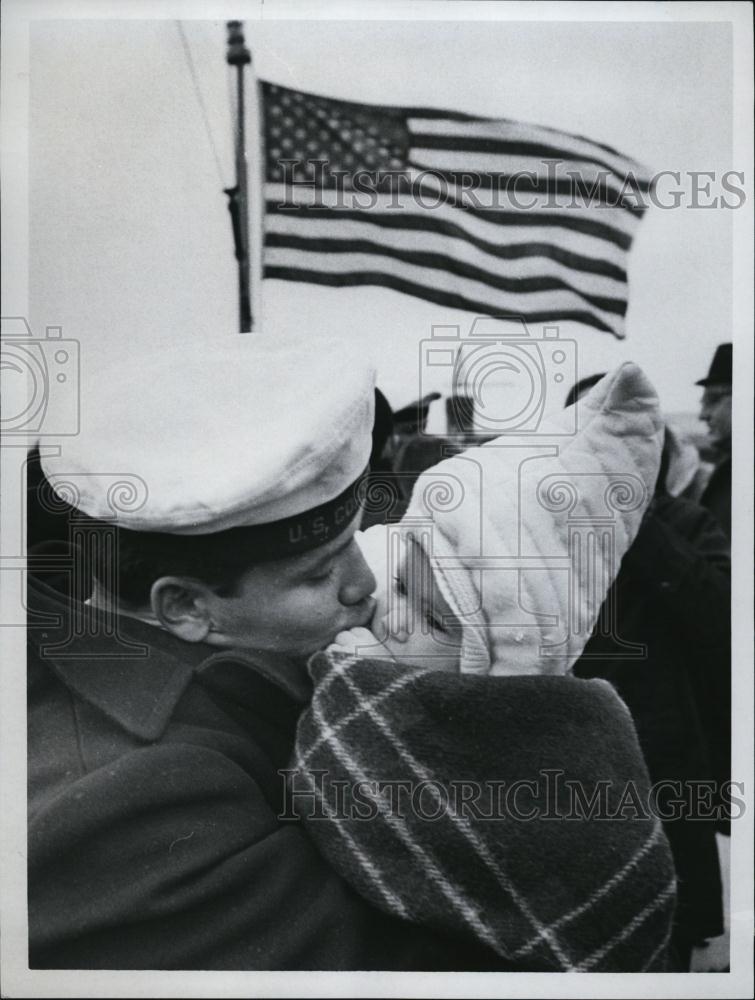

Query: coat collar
[28,577,311,742]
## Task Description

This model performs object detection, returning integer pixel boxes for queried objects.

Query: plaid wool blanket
[290,651,677,972]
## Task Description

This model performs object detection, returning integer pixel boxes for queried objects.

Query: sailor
[26,335,502,970]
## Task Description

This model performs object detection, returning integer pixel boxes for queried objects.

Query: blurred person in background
[696,344,733,542]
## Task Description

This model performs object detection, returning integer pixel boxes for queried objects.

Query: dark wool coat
[574,493,731,947]
[700,455,731,542]
[27,577,506,971]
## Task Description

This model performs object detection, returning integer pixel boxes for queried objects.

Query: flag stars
[264,85,410,182]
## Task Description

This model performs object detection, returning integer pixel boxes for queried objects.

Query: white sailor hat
[41,335,375,557]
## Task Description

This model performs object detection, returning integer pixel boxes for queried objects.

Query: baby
[333,533,463,672]
[291,363,677,970]
[329,362,664,675]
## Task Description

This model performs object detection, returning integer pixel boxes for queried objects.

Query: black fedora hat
[695,343,732,387]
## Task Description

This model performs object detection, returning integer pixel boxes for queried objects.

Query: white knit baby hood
[404,362,664,676]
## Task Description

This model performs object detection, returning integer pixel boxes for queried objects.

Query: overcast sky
[29,13,736,420]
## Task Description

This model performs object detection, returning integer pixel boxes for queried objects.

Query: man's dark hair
[84,517,265,607]
[564,372,606,408]
[28,456,283,607]
[53,509,269,608]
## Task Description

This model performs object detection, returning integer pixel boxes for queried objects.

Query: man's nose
[338,540,377,606]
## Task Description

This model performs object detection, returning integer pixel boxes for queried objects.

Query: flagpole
[225,20,252,333]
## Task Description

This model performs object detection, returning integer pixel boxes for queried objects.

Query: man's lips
[343,596,377,631]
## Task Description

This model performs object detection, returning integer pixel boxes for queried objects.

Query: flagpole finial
[226,20,251,67]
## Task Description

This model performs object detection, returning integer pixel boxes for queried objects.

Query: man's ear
[150,576,214,643]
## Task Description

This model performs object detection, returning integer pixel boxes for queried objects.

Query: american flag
[261,81,653,339]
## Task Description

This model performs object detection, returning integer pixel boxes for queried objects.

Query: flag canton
[262,82,410,187]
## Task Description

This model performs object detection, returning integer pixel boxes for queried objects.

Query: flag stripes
[266,188,631,275]
[408,116,649,173]
[264,216,627,298]
[409,138,651,194]
[407,162,645,213]
[265,235,626,315]
[264,261,618,335]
